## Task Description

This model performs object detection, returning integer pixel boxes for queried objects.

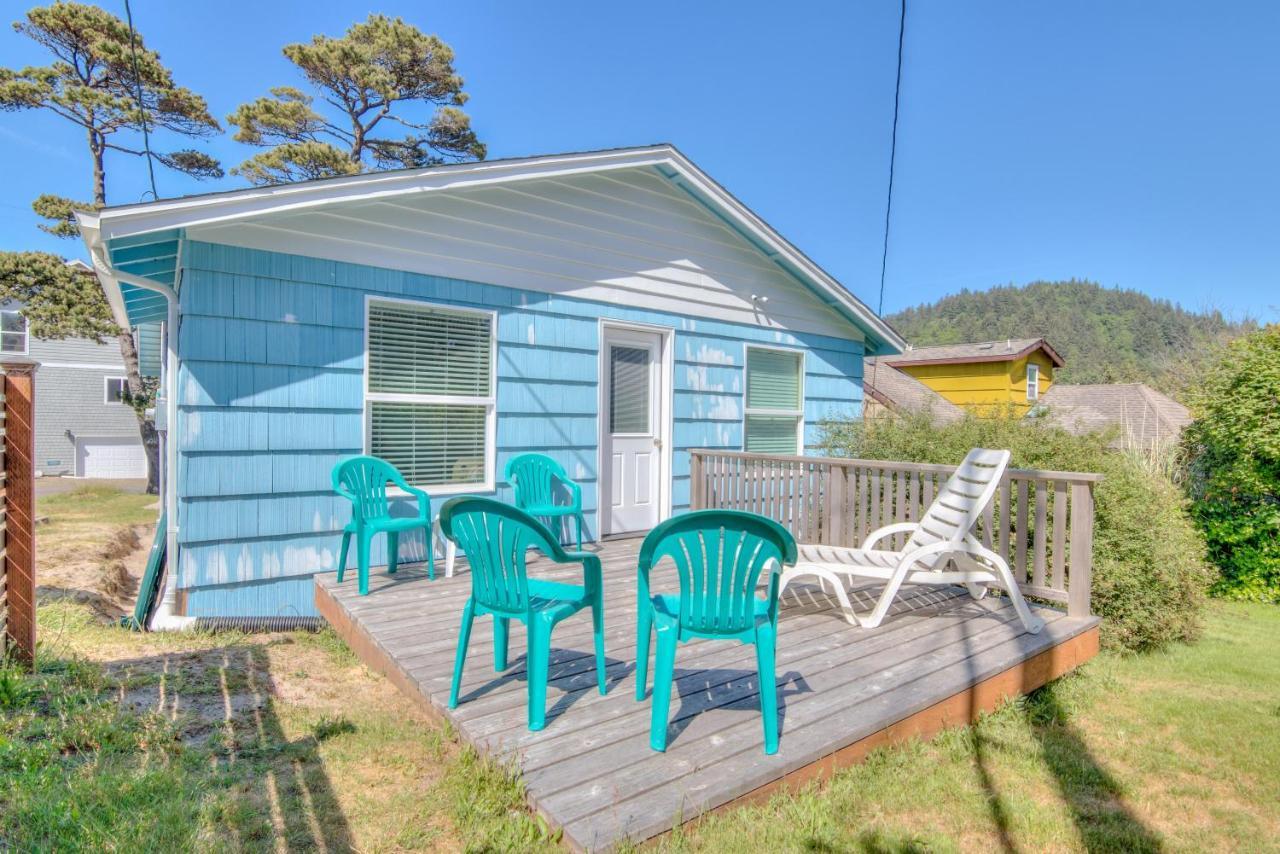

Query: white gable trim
[77,145,905,353]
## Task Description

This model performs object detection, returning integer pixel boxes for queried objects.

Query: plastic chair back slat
[640,511,798,637]
[441,497,565,614]
[333,456,404,524]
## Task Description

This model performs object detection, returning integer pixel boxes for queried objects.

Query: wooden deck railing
[1,363,36,668]
[689,449,1100,618]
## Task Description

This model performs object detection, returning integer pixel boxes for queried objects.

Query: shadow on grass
[13,640,357,851]
[959,619,1163,854]
[1025,680,1164,853]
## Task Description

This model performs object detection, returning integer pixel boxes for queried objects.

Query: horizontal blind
[368,301,491,397]
[744,415,799,454]
[609,345,650,434]
[746,349,801,411]
[370,402,487,487]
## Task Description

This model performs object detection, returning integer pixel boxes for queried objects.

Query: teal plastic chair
[440,496,606,731]
[504,453,586,551]
[635,510,798,754]
[332,456,434,596]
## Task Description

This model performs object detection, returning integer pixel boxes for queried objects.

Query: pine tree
[0,1,224,493]
[228,14,484,185]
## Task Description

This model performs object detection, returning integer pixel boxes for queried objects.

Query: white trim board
[38,361,127,371]
[743,343,807,454]
[361,293,498,497]
[76,145,905,354]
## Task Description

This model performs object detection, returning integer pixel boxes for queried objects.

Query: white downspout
[90,246,193,631]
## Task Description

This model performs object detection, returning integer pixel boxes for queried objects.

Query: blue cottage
[77,145,906,620]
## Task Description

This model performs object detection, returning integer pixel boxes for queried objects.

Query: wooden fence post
[2,362,37,668]
[1068,482,1095,618]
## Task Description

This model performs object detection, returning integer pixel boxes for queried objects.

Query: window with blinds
[744,346,803,454]
[609,345,651,434]
[365,299,495,490]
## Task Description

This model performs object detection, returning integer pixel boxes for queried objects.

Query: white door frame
[597,319,674,536]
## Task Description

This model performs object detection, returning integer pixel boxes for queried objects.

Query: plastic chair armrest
[565,478,583,511]
[404,485,431,521]
[764,558,783,625]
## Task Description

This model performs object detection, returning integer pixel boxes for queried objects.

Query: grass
[5,486,1278,851]
[37,484,159,533]
[661,601,1280,852]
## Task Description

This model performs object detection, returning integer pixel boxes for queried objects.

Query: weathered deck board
[316,536,1099,851]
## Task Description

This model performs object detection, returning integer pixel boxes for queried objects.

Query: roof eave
[74,211,135,329]
[888,339,1064,369]
[82,144,906,352]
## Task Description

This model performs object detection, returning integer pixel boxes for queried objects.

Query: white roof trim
[76,144,905,351]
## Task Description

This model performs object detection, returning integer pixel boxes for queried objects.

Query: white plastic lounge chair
[778,448,1045,634]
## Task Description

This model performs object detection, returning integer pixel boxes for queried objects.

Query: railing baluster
[894,470,908,549]
[1015,479,1029,583]
[1069,482,1095,617]
[1052,480,1067,590]
[998,478,1012,566]
[1033,481,1048,588]
[981,486,995,549]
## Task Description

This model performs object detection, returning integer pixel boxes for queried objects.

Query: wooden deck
[315,537,1099,852]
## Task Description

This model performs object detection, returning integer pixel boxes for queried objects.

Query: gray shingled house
[4,261,155,479]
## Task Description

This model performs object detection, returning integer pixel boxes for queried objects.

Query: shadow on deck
[315,536,1099,851]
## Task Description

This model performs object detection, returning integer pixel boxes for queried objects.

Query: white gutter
[88,244,192,631]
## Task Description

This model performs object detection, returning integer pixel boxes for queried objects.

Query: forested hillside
[887,280,1252,396]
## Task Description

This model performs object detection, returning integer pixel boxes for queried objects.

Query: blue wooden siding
[136,323,162,377]
[174,241,864,616]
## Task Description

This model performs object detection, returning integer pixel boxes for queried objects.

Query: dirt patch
[37,522,153,619]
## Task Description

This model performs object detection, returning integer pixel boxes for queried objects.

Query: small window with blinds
[365,298,495,491]
[744,346,803,454]
[609,345,651,434]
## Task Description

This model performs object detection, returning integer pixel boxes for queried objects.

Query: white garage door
[76,438,147,478]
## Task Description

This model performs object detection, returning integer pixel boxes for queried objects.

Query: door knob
[654,437,663,449]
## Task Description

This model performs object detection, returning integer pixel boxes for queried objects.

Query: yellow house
[881,338,1064,413]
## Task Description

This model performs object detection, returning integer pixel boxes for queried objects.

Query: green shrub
[820,409,1210,651]
[1182,324,1280,602]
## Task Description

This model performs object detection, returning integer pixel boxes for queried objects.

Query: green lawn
[663,601,1280,852]
[5,487,1278,851]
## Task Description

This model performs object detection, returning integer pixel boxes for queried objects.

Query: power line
[877,0,907,318]
[871,0,907,396]
[123,0,159,201]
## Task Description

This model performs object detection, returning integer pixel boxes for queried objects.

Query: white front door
[602,328,663,535]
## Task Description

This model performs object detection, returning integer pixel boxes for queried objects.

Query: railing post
[690,451,705,511]
[1068,482,1094,618]
[826,463,845,546]
[2,361,37,668]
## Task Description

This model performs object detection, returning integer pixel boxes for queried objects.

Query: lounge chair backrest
[902,448,1010,563]
[439,496,565,615]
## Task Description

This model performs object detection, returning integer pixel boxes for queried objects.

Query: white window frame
[1026,363,1040,401]
[742,343,806,455]
[363,294,498,496]
[104,376,129,405]
[1,309,29,356]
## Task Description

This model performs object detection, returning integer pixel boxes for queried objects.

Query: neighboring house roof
[885,337,1065,368]
[863,357,966,423]
[1035,383,1191,447]
[76,144,907,355]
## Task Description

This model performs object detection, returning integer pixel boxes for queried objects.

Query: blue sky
[1,1,1276,321]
